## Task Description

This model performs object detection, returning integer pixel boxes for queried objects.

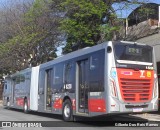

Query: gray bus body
[3,41,159,121]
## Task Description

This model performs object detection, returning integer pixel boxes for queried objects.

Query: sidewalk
[128,112,160,121]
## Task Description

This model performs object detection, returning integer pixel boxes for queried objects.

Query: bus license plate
[133,108,143,112]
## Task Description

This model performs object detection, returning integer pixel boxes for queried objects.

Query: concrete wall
[136,33,160,62]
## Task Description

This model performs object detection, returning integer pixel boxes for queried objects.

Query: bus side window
[5,84,7,90]
[89,51,104,92]
[3,83,7,93]
[90,54,100,92]
[90,56,98,70]
[38,70,44,94]
[16,76,20,84]
[54,64,63,85]
[53,63,64,92]
[64,62,73,84]
[20,74,25,82]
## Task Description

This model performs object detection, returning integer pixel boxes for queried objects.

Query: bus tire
[24,99,29,113]
[62,99,73,121]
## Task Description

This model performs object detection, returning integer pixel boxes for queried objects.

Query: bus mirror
[107,46,112,53]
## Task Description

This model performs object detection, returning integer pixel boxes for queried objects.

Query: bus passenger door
[12,79,16,104]
[45,69,53,111]
[77,59,89,113]
[38,70,45,112]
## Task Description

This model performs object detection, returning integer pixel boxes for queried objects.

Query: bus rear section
[3,77,12,108]
[107,41,158,114]
[3,69,32,110]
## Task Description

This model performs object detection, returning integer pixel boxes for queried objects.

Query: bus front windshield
[114,42,153,63]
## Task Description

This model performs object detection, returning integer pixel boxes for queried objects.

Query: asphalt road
[0,105,160,130]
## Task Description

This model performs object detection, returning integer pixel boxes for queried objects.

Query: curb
[128,113,160,121]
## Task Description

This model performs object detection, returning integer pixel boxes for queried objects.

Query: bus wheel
[62,99,73,121]
[24,99,28,113]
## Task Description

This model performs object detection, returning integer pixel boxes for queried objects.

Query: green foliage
[100,24,120,41]
[0,0,151,76]
[0,0,59,75]
[25,0,50,21]
[60,0,119,53]
[138,7,155,19]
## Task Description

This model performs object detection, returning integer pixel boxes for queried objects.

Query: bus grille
[120,78,152,102]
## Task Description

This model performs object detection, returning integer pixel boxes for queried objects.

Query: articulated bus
[3,41,159,121]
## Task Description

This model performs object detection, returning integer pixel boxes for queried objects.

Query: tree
[21,0,61,66]
[0,0,33,76]
[0,0,152,77]
[53,0,150,53]
[0,0,62,76]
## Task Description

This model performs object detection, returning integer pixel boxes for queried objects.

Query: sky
[0,0,159,16]
[0,0,34,8]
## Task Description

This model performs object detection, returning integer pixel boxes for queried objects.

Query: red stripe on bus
[16,98,24,107]
[53,98,62,109]
[88,99,106,112]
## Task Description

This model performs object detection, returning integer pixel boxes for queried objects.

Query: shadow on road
[3,106,62,120]
[2,106,155,127]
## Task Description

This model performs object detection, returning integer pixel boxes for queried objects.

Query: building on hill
[127,3,159,27]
